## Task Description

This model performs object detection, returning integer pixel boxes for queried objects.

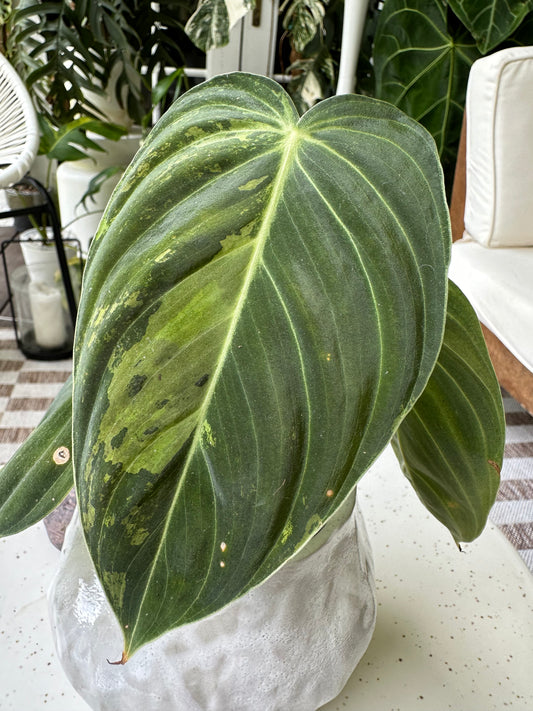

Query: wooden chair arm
[450,117,467,243]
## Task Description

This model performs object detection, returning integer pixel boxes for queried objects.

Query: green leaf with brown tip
[393,281,504,543]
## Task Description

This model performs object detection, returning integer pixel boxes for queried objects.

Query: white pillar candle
[28,281,68,349]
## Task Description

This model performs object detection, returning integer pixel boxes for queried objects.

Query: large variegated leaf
[449,0,533,53]
[185,0,255,51]
[0,0,11,24]
[0,378,73,536]
[373,0,480,185]
[282,0,327,52]
[393,282,504,543]
[73,73,450,658]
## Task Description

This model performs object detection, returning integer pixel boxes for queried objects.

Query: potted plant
[1,0,196,251]
[2,0,198,136]
[0,73,504,709]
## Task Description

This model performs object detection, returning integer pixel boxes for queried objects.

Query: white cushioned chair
[449,46,533,414]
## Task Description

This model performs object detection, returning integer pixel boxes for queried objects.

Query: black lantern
[0,176,81,360]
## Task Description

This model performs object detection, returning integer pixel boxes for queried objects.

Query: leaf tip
[487,459,501,478]
[107,650,128,665]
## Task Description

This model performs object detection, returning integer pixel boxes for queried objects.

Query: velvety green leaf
[393,282,504,543]
[185,0,254,51]
[373,0,480,185]
[73,73,450,658]
[0,378,73,536]
[449,0,533,53]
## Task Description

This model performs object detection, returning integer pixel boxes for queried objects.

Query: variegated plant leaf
[393,282,504,543]
[0,0,11,24]
[73,73,450,658]
[282,0,326,52]
[185,0,255,51]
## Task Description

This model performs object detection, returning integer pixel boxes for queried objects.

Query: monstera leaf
[373,0,480,185]
[448,0,533,53]
[72,73,450,658]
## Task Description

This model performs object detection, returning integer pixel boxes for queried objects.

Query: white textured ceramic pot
[48,494,376,711]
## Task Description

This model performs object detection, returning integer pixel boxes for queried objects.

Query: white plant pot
[49,494,376,711]
[56,132,142,255]
[20,228,77,285]
[20,232,62,286]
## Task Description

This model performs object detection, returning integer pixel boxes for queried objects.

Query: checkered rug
[0,328,532,573]
[493,397,533,571]
[0,328,72,465]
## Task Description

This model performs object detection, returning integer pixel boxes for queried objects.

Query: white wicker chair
[0,52,40,189]
[0,53,79,343]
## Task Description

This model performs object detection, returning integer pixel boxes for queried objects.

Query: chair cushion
[449,236,533,371]
[464,46,533,248]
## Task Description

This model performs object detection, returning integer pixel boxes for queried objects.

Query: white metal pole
[336,0,370,95]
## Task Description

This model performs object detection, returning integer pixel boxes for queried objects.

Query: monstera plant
[0,74,504,667]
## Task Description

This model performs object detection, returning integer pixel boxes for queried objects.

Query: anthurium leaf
[74,73,451,658]
[373,0,480,184]
[185,0,255,51]
[393,281,504,544]
[0,378,73,536]
[448,0,533,53]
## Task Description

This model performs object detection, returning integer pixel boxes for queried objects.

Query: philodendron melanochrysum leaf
[393,281,504,543]
[0,377,73,536]
[73,73,450,658]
